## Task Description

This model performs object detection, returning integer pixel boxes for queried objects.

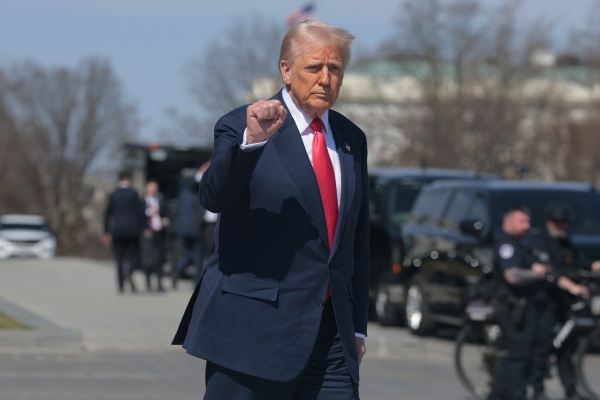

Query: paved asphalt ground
[0,258,582,399]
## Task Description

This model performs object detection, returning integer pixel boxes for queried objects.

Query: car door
[428,188,489,323]
[436,190,493,320]
[422,188,476,318]
[402,188,453,263]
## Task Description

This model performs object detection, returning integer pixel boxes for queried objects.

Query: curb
[0,296,82,350]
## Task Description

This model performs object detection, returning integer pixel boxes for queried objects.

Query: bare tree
[573,0,600,66]
[0,70,25,211]
[1,58,138,254]
[185,15,284,118]
[379,0,576,179]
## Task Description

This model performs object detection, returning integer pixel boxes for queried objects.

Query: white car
[0,214,57,260]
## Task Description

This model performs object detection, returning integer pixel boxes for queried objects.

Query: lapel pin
[345,143,351,152]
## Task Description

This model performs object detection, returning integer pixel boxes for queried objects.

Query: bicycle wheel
[454,323,504,400]
[575,327,600,400]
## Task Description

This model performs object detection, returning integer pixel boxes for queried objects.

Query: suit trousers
[112,237,139,291]
[172,235,204,286]
[487,302,554,400]
[143,230,165,290]
[203,299,359,400]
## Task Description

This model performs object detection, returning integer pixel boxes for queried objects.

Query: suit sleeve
[352,133,370,336]
[199,107,266,212]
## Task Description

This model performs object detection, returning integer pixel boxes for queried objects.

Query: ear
[280,60,292,86]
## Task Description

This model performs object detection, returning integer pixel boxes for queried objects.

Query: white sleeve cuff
[355,333,366,339]
[240,128,268,151]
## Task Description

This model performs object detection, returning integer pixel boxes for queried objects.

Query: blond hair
[279,21,354,67]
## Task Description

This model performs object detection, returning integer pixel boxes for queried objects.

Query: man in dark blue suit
[172,175,205,289]
[102,171,145,294]
[173,20,369,399]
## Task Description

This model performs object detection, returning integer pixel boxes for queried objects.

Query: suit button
[316,298,325,307]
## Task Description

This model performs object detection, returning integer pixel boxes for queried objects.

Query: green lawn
[0,311,30,330]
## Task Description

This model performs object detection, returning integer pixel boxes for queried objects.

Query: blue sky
[0,0,596,139]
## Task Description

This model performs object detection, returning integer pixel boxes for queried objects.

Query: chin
[307,101,333,114]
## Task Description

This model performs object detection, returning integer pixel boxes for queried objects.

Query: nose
[319,67,330,85]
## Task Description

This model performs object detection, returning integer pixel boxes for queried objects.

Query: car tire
[375,283,401,326]
[404,276,435,336]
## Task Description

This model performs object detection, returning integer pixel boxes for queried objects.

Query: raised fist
[246,99,287,144]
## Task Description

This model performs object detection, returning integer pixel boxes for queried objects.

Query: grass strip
[0,311,31,330]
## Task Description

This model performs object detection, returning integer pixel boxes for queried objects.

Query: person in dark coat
[101,171,144,294]
[172,176,205,289]
[173,21,369,400]
[527,202,596,400]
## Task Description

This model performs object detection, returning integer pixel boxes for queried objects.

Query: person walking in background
[171,176,205,289]
[173,20,369,399]
[101,171,144,294]
[194,160,218,284]
[142,179,168,292]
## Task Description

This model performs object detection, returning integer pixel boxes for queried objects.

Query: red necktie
[310,118,338,251]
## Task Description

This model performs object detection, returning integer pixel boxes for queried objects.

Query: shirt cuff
[240,128,268,151]
[355,333,366,339]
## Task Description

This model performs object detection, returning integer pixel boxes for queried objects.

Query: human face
[279,40,345,118]
[145,182,158,196]
[504,211,531,238]
[547,219,570,238]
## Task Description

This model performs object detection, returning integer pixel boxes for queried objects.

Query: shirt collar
[282,86,330,136]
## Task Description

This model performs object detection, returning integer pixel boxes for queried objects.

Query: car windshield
[387,181,430,226]
[491,189,600,234]
[0,223,48,231]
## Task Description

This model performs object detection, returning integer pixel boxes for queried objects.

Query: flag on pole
[286,3,317,27]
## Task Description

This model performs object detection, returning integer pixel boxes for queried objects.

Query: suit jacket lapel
[271,94,330,250]
[329,114,356,253]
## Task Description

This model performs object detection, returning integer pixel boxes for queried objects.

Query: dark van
[368,167,496,325]
[399,180,600,335]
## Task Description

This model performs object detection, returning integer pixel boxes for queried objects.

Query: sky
[0,0,597,139]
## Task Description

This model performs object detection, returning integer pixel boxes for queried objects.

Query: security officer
[487,205,555,400]
[528,202,599,400]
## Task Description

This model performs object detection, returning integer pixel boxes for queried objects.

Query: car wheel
[375,284,401,326]
[405,277,435,336]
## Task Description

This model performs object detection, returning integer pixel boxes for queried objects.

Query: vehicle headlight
[591,296,600,316]
[38,237,56,249]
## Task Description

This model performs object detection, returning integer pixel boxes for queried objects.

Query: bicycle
[454,272,600,400]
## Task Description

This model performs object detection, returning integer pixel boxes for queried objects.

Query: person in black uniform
[528,202,600,400]
[101,171,145,294]
[487,205,556,400]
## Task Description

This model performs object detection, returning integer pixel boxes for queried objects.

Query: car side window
[409,188,452,225]
[467,193,490,227]
[408,191,433,224]
[440,189,474,230]
[369,177,384,222]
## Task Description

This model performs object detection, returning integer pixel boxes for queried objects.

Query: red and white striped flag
[286,3,317,27]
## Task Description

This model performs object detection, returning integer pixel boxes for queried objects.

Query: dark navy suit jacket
[175,186,204,239]
[173,90,370,383]
[104,186,144,239]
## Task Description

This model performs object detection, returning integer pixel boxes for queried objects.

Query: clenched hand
[246,100,287,144]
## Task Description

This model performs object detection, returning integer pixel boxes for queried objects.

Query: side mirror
[459,219,485,238]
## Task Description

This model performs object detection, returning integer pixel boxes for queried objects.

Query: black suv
[368,167,496,325]
[398,180,600,335]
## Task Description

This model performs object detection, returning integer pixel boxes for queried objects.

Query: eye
[329,64,343,73]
